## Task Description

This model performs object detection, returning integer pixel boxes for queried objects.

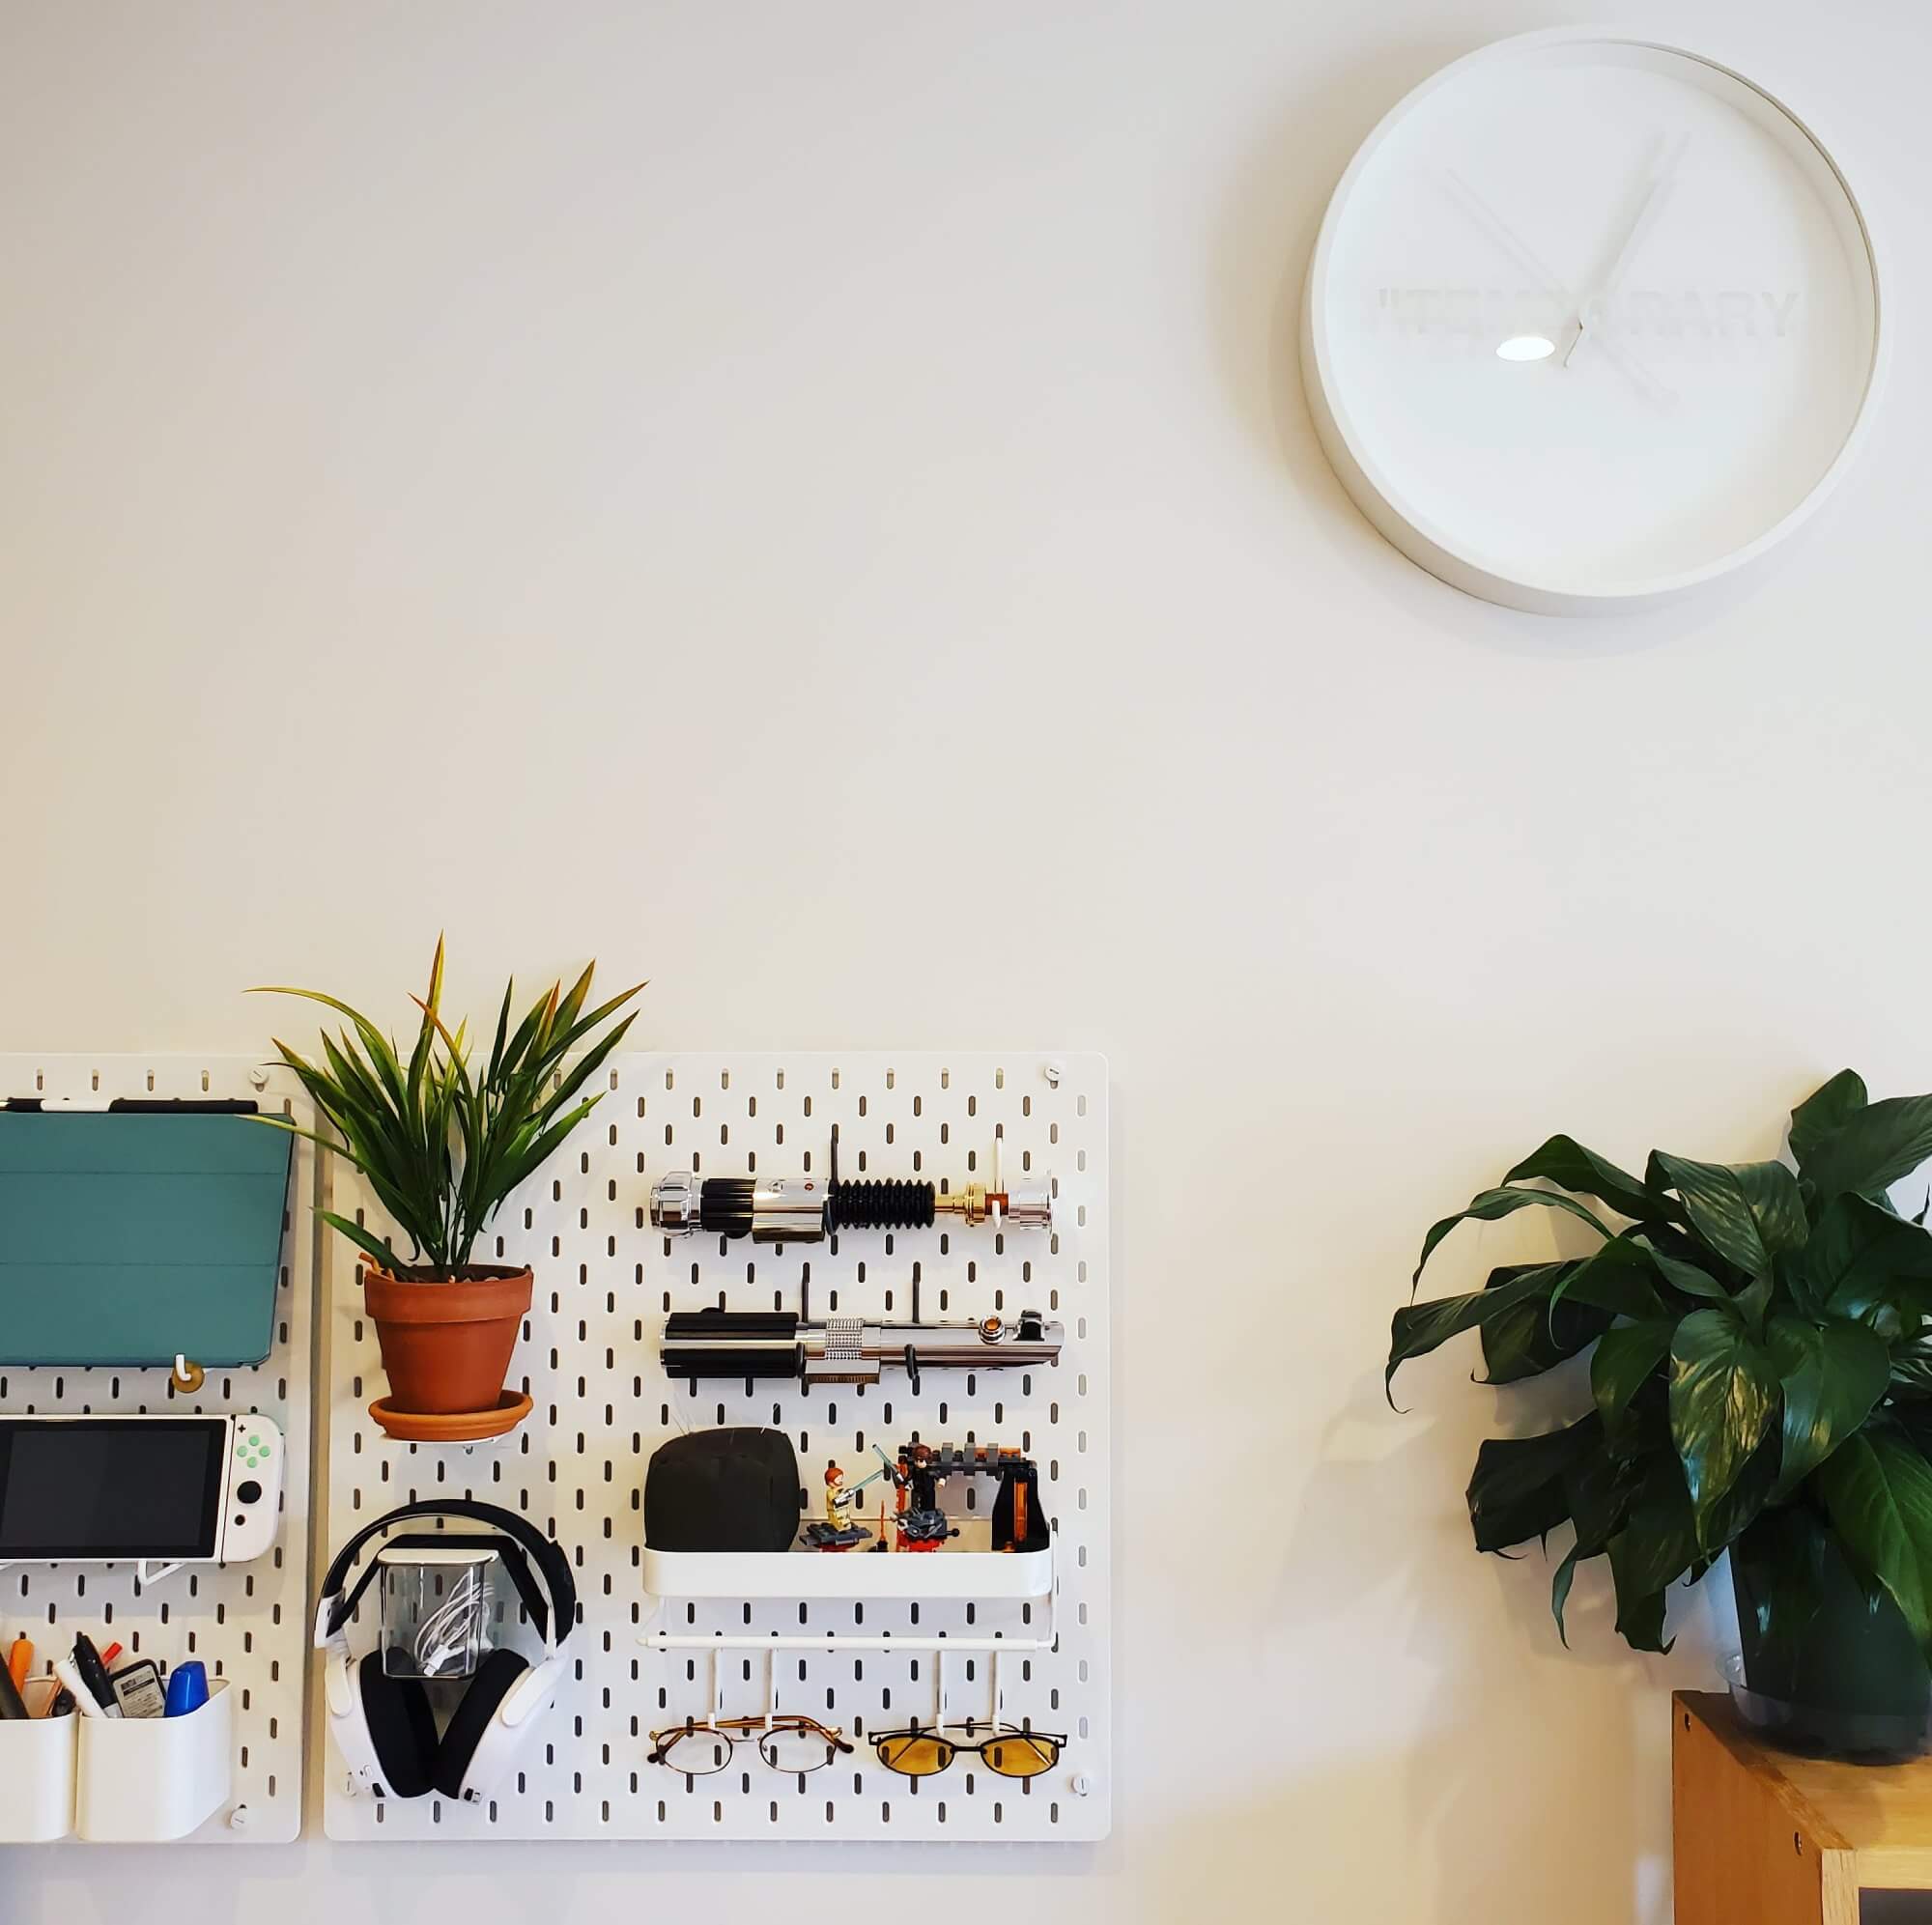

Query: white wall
[3,2,1928,1919]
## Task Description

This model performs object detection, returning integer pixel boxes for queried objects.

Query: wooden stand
[1674,1690,1932,1923]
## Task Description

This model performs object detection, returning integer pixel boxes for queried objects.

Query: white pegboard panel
[323,1051,1109,1843]
[0,1055,314,1845]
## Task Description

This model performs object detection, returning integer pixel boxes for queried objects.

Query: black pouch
[644,1428,801,1552]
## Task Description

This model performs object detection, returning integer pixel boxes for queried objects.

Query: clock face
[1301,34,1884,613]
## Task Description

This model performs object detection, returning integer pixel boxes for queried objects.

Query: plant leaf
[1411,1187,1611,1289]
[1550,1543,1585,1648]
[1764,1314,1891,1497]
[1646,1152,1809,1278]
[550,959,595,1037]
[1790,1070,1869,1169]
[1388,1267,1557,1403]
[538,1012,639,1124]
[1464,1413,1602,1554]
[1478,1263,1608,1384]
[1892,1344,1932,1402]
[1800,1192,1932,1326]
[1501,1135,1676,1226]
[1592,1318,1679,1430]
[1800,1095,1932,1207]
[1548,1439,1650,1650]
[1814,1429,1932,1658]
[317,1210,398,1269]
[1733,1270,1775,1341]
[1604,1457,1699,1655]
[1548,1233,1671,1321]
[251,985,408,1109]
[1668,1307,1779,1551]
[1636,1239,1735,1304]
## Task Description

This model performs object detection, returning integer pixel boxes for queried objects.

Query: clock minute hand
[1564,136,1688,368]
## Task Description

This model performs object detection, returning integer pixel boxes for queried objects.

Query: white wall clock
[1299,30,1885,615]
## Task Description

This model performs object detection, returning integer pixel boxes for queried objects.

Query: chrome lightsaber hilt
[649,1128,1052,1243]
[661,1304,1063,1392]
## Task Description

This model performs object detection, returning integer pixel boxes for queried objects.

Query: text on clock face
[1361,286,1804,351]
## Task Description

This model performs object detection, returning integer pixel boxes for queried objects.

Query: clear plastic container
[1723,1652,1932,1764]
[380,1545,499,1681]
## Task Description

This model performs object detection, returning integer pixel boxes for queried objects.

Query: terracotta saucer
[368,1389,533,1443]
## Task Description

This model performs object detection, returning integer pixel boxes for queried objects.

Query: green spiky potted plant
[1392,1071,1932,1757]
[255,941,641,1441]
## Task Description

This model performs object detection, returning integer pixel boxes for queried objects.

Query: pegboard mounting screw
[1043,1062,1063,1090]
[248,1066,270,1091]
[1071,1772,1094,1798]
[228,1802,251,1830]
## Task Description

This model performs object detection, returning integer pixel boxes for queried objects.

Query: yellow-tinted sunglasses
[871,1721,1065,1780]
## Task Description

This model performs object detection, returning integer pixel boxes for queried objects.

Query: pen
[53,1657,103,1718]
[70,1634,122,1717]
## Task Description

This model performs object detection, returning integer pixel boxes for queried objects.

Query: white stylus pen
[53,1656,105,1718]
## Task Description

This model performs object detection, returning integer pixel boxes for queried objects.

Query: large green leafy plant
[254,941,642,1277]
[1390,1072,1932,1656]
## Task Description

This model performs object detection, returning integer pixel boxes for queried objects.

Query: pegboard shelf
[641,1532,1053,1602]
[0,1056,314,1848]
[323,1050,1109,1844]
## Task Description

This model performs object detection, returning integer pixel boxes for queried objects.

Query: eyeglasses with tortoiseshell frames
[647,1713,853,1775]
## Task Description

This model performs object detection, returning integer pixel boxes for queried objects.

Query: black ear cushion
[432,1648,530,1800]
[357,1650,439,1799]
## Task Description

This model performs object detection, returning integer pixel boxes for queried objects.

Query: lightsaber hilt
[661,1305,1063,1389]
[649,1127,1052,1242]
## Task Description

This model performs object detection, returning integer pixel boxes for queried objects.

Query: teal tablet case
[0,1113,295,1367]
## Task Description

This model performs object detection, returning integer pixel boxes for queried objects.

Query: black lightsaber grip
[696,1178,756,1239]
[825,1178,936,1232]
[662,1309,803,1381]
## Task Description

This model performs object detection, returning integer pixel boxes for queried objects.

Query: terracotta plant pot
[359,1264,532,1420]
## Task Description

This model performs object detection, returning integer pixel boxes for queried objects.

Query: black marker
[71,1634,122,1717]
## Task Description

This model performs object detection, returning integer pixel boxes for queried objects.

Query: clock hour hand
[1563,134,1688,368]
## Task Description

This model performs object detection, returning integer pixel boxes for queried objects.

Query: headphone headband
[316,1500,577,1653]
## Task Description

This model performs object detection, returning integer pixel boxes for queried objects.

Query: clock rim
[1299,27,1889,617]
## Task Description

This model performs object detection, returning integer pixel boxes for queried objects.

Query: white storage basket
[0,1688,78,1842]
[75,1680,233,1841]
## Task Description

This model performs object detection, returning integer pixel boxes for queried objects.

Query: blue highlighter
[163,1661,208,1717]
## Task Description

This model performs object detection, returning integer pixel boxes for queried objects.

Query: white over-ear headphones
[315,1500,577,1802]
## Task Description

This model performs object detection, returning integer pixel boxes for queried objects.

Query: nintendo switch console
[0,1413,283,1571]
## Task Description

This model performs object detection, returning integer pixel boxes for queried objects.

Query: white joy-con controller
[216,1413,284,1564]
